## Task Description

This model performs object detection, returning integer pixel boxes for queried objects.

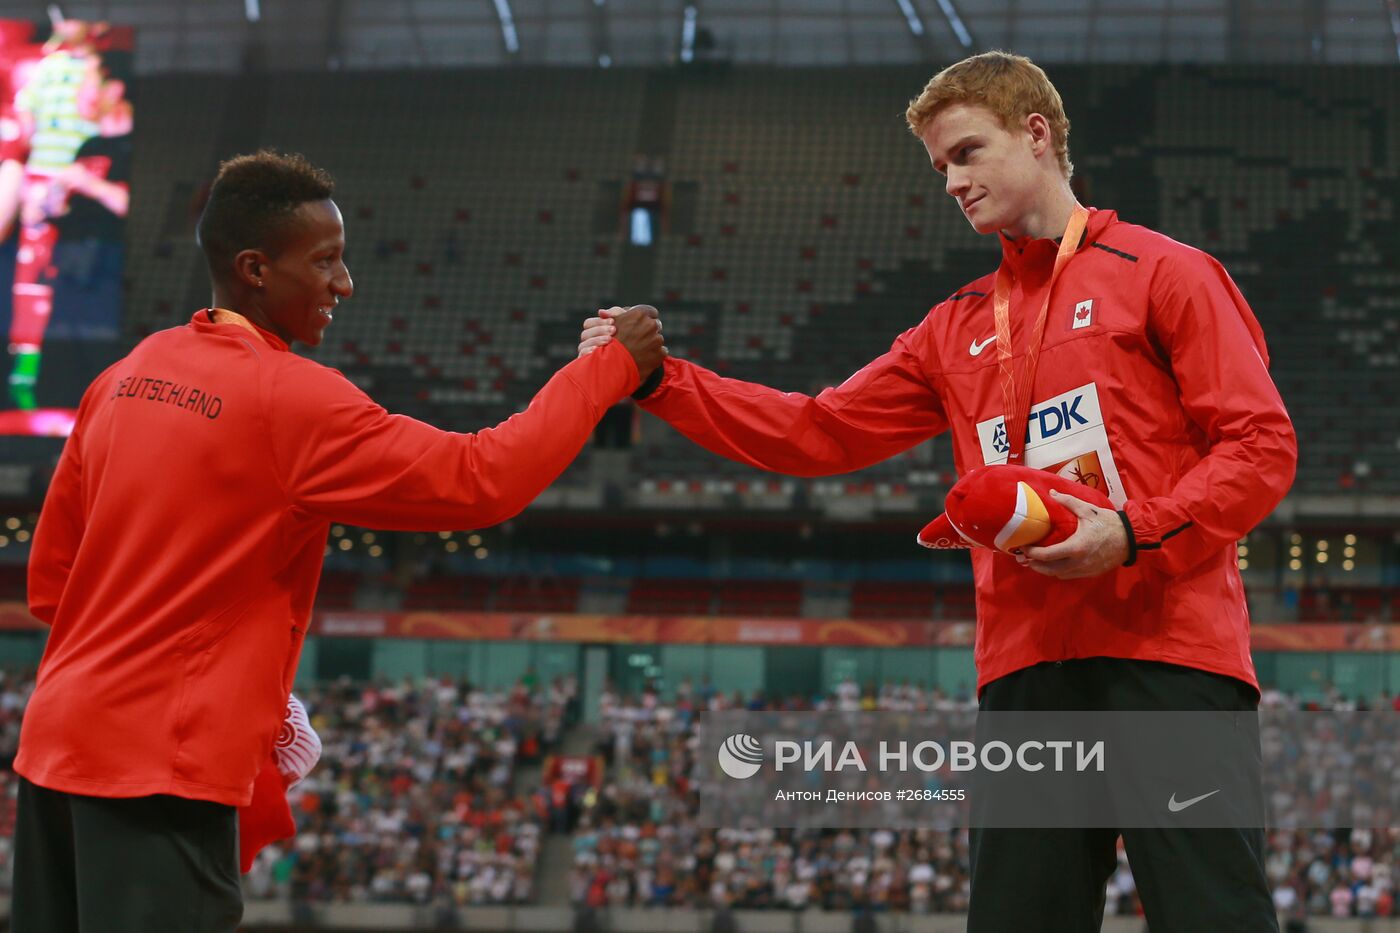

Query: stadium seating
[123,75,235,339]
[714,580,802,617]
[493,576,581,614]
[939,585,977,621]
[403,576,494,611]
[115,64,1400,499]
[312,570,359,609]
[321,573,1007,621]
[256,71,643,428]
[626,578,713,616]
[1299,586,1394,623]
[0,564,24,602]
[99,59,1399,683]
[314,570,1400,624]
[850,581,938,619]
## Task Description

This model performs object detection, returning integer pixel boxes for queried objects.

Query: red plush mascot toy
[918,464,1114,553]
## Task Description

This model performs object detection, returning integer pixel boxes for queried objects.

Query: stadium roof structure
[1,0,1396,72]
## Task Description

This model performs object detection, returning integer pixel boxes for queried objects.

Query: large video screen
[0,18,132,436]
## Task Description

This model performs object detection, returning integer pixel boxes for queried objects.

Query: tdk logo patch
[1035,395,1091,437]
[977,383,1102,464]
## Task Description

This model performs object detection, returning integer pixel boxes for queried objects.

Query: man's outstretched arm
[581,306,947,477]
[273,310,665,530]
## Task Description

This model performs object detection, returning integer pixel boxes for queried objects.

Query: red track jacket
[639,209,1297,692]
[19,310,640,804]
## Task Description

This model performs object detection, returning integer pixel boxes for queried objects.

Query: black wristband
[1116,509,1138,567]
[632,361,665,401]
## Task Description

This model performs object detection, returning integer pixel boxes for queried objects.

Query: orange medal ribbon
[992,204,1089,465]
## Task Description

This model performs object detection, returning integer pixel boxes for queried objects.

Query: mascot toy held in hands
[918,464,1114,553]
[237,693,322,872]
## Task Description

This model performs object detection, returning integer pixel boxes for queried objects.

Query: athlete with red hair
[581,51,1295,931]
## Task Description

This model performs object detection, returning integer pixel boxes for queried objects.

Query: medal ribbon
[992,204,1089,465]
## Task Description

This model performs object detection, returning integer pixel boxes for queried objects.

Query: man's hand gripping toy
[917,464,1114,553]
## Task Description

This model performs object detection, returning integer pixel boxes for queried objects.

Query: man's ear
[233,249,268,289]
[1026,112,1056,161]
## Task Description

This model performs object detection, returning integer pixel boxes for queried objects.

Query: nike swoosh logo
[969,335,997,356]
[1167,789,1221,812]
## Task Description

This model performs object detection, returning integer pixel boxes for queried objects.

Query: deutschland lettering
[112,376,223,420]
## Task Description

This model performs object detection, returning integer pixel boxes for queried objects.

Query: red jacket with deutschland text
[638,209,1297,693]
[19,310,640,805]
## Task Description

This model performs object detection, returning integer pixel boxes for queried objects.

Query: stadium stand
[850,581,939,620]
[6,671,1398,920]
[627,578,715,616]
[109,64,1400,501]
[0,564,24,602]
[241,675,576,906]
[1299,586,1396,623]
[258,70,645,427]
[124,75,234,341]
[363,574,1000,621]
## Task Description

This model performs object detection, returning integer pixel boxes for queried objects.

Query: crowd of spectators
[4,668,1400,918]
[240,673,577,906]
[572,678,1400,920]
[0,669,35,882]
[574,679,979,915]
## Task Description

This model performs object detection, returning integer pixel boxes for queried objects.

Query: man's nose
[946,168,970,199]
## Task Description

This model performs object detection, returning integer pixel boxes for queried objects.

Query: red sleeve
[268,339,639,529]
[1120,250,1297,574]
[27,369,112,624]
[29,431,82,625]
[637,321,946,477]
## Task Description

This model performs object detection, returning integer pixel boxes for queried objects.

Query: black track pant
[11,776,243,933]
[967,657,1279,933]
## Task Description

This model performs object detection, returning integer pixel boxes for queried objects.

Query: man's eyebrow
[933,133,980,171]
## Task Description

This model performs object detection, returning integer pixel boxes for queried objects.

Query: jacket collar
[192,308,290,352]
[998,207,1117,278]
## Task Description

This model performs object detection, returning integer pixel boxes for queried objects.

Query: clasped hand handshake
[578,305,667,380]
[578,305,1127,580]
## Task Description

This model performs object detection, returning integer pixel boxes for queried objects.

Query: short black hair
[196,150,335,282]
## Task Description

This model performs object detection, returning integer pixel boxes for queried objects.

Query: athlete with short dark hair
[13,149,666,932]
